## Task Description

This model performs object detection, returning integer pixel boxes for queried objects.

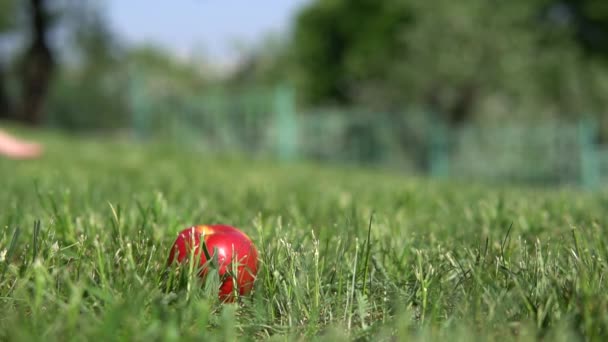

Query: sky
[105,0,311,65]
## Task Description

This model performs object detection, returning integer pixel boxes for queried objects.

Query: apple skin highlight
[167,224,259,300]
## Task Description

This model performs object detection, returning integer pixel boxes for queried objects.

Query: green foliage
[291,0,411,107]
[227,34,292,89]
[397,0,582,121]
[564,0,608,57]
[46,67,130,131]
[288,0,608,126]
[43,1,130,131]
[1,129,608,340]
[0,0,17,31]
[127,46,208,92]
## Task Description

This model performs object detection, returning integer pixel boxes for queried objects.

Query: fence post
[429,114,449,178]
[578,118,600,190]
[274,85,298,161]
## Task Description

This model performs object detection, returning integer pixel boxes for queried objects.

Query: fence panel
[449,120,583,186]
[127,72,603,189]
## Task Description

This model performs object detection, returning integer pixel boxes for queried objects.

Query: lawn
[0,128,607,341]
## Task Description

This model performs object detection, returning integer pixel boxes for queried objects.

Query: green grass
[1,128,607,341]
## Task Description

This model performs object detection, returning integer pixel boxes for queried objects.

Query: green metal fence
[448,120,584,186]
[128,71,605,189]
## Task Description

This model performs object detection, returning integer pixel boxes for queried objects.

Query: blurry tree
[290,0,411,108]
[122,45,216,137]
[0,0,128,130]
[46,1,213,132]
[396,0,570,124]
[0,0,18,120]
[548,0,608,118]
[227,34,291,90]
[0,0,59,125]
[554,0,608,58]
[289,0,608,128]
[46,0,130,131]
[18,0,57,125]
[126,46,208,92]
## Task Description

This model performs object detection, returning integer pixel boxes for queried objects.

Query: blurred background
[1,0,607,188]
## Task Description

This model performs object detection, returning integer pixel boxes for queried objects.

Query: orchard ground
[1,127,607,341]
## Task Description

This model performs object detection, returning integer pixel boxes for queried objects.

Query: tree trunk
[19,0,54,126]
[448,83,477,126]
[425,82,477,126]
[0,66,12,120]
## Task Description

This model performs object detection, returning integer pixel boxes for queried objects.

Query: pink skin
[167,225,259,301]
[0,130,43,160]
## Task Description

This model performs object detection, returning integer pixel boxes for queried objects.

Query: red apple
[167,224,259,301]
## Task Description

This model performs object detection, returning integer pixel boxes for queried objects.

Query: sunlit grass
[0,128,607,341]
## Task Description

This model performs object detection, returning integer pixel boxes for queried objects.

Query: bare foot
[0,130,43,160]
